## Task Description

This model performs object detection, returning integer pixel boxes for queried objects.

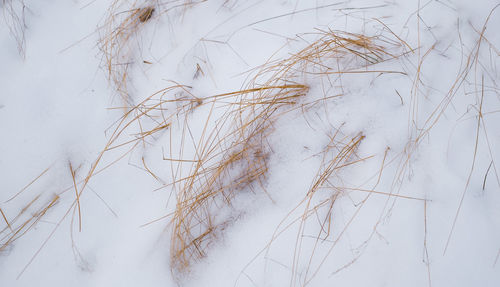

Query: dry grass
[169,83,309,273]
[98,0,207,108]
[167,28,410,276]
[219,24,438,286]
[2,0,27,58]
[1,194,59,254]
[3,3,500,285]
[99,1,159,107]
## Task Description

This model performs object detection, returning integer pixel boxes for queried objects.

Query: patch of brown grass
[168,28,408,275]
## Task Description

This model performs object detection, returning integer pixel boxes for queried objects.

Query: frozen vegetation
[1,0,500,286]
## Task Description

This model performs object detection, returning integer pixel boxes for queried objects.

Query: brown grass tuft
[98,1,207,108]
[168,28,408,275]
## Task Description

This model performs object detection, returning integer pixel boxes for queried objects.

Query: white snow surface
[1,0,500,286]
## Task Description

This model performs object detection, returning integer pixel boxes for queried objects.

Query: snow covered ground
[1,0,500,286]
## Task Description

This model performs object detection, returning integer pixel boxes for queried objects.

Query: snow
[1,0,500,286]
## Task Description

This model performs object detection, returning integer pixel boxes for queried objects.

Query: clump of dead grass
[98,1,159,108]
[167,28,408,275]
[221,27,418,286]
[169,83,309,273]
[98,0,207,108]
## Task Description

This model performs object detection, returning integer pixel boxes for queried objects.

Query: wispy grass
[98,0,207,108]
[167,27,410,277]
[3,2,500,284]
[1,194,59,253]
[2,0,27,58]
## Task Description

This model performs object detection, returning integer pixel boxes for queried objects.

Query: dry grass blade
[0,195,59,253]
[0,208,12,231]
[69,162,82,232]
[5,165,52,203]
